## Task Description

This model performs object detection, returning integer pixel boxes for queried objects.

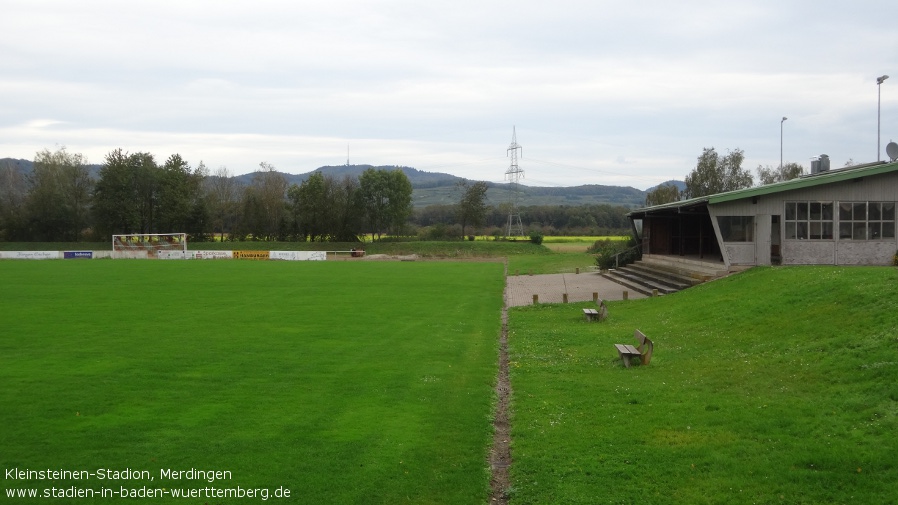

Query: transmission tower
[504,126,525,237]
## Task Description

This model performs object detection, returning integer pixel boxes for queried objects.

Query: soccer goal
[112,233,187,259]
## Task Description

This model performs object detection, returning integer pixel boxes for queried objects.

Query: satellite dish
[887,141,898,162]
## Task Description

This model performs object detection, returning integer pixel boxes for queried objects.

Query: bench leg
[620,353,631,368]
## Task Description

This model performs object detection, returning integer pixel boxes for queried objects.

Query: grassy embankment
[508,266,898,504]
[0,260,504,504]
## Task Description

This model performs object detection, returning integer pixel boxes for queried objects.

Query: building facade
[629,161,898,269]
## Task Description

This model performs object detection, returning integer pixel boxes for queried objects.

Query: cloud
[2,0,897,190]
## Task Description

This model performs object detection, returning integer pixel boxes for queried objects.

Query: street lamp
[780,116,788,169]
[877,75,889,162]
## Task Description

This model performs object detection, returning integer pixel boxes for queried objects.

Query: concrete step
[640,254,729,281]
[600,271,655,296]
[601,270,678,296]
[600,255,729,296]
[624,262,701,288]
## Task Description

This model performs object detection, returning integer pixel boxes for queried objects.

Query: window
[839,202,896,240]
[717,216,754,242]
[785,201,833,240]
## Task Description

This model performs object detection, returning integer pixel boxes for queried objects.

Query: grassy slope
[508,266,898,504]
[0,260,504,504]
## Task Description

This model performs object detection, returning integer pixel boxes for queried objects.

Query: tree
[456,180,489,237]
[205,166,240,241]
[683,147,753,199]
[242,162,288,240]
[289,172,330,241]
[155,154,194,233]
[359,168,413,239]
[0,160,29,240]
[288,172,362,242]
[92,149,140,237]
[756,162,804,185]
[24,147,92,241]
[644,183,680,207]
[131,152,159,233]
[92,149,202,238]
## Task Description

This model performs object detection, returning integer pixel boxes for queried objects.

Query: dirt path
[488,265,513,504]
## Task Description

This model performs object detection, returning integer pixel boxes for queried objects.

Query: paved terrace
[505,272,647,307]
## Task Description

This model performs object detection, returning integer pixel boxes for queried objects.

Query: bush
[591,237,640,270]
[529,231,544,245]
[418,223,464,241]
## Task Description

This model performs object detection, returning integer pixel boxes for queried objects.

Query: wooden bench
[583,300,608,322]
[614,329,653,368]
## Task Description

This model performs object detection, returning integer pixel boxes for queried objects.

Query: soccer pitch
[0,260,505,504]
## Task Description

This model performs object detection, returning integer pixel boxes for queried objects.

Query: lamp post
[878,75,889,162]
[780,116,787,169]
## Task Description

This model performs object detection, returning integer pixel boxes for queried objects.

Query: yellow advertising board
[232,250,270,260]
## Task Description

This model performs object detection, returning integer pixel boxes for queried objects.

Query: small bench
[614,329,653,368]
[583,300,608,322]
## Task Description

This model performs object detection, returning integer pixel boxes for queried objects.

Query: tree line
[0,147,634,243]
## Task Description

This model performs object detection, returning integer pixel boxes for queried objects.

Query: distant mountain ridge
[2,158,666,208]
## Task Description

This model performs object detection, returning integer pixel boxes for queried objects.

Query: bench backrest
[634,329,653,365]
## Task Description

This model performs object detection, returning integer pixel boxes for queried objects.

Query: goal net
[112,233,187,259]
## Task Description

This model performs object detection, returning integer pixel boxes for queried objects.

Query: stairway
[600,254,729,296]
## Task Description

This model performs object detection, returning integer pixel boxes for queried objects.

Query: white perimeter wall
[1,250,329,261]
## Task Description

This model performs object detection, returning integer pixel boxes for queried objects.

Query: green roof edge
[630,160,898,215]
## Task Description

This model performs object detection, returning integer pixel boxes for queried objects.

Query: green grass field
[508,266,898,504]
[5,255,896,504]
[0,260,505,504]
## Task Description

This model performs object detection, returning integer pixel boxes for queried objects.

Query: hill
[2,158,657,208]
[236,164,649,208]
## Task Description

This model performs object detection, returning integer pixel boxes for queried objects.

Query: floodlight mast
[505,127,525,237]
[878,75,889,162]
[780,116,788,170]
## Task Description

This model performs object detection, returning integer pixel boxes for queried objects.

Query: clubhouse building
[628,160,898,269]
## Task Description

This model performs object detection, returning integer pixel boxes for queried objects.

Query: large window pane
[883,222,895,239]
[839,223,852,239]
[810,202,822,220]
[869,222,882,239]
[798,202,809,220]
[853,222,867,240]
[840,202,852,220]
[786,222,797,240]
[822,203,834,220]
[785,202,796,220]
[822,222,834,240]
[869,202,882,220]
[853,202,867,220]
[883,203,895,220]
[810,222,822,239]
[717,216,753,241]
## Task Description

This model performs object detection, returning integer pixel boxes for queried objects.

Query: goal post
[112,233,187,259]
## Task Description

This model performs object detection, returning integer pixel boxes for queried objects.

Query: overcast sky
[3,0,897,190]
